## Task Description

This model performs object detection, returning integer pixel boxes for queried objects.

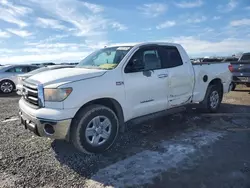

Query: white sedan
[0,65,39,94]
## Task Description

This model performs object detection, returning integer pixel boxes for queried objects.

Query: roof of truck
[107,42,181,48]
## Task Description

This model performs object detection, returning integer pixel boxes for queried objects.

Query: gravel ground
[0,86,250,188]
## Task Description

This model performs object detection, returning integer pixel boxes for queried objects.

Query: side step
[126,106,187,126]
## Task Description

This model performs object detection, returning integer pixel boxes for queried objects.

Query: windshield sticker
[117,47,131,51]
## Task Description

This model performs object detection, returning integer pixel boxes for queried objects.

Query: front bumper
[19,107,72,140]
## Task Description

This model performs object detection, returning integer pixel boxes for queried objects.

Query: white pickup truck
[19,42,232,154]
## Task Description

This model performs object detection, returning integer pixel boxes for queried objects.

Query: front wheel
[0,80,15,94]
[202,85,222,113]
[71,104,119,154]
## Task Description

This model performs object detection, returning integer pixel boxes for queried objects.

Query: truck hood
[26,68,107,86]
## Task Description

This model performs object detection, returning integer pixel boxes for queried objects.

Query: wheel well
[208,78,223,100]
[208,78,223,93]
[0,79,16,89]
[75,98,125,132]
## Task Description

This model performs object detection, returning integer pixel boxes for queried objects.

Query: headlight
[44,88,72,102]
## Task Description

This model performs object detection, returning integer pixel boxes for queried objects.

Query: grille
[22,81,39,106]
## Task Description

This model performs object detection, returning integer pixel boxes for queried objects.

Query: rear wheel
[202,85,222,113]
[0,80,15,94]
[71,104,119,154]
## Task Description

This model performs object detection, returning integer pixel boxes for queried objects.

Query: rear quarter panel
[192,62,232,103]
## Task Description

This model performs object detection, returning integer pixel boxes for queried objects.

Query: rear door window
[158,46,183,68]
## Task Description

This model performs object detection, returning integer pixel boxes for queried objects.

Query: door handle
[158,74,168,78]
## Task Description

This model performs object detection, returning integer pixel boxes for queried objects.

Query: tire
[0,80,15,94]
[202,85,222,113]
[71,104,119,154]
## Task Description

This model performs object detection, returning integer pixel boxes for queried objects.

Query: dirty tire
[0,80,15,94]
[71,104,119,154]
[202,85,222,113]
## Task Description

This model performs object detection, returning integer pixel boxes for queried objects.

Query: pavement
[0,86,250,188]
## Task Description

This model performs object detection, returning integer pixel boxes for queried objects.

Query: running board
[126,106,187,126]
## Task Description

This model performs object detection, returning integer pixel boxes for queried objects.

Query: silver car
[16,65,75,95]
[0,65,39,94]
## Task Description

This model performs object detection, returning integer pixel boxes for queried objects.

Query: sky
[0,0,250,64]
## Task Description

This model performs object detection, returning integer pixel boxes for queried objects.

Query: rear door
[158,45,194,107]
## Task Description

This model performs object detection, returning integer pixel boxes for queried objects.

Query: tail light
[228,64,233,72]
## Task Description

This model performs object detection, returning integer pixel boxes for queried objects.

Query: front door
[122,45,169,119]
[158,45,194,107]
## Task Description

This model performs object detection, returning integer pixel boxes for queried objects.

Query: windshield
[76,46,133,70]
[0,65,10,70]
[240,54,250,61]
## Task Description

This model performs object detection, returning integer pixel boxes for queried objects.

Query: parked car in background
[201,58,223,63]
[19,42,232,154]
[60,62,79,66]
[222,57,239,62]
[230,52,250,90]
[32,63,42,67]
[0,65,39,94]
[40,62,56,67]
[16,65,75,95]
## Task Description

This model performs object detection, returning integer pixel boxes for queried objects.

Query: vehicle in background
[40,62,56,67]
[201,58,223,63]
[238,53,250,61]
[60,62,79,66]
[0,65,39,94]
[19,42,232,154]
[16,65,75,95]
[221,57,239,62]
[230,52,250,90]
[32,63,42,67]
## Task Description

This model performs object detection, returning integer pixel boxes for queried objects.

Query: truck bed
[191,62,231,103]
